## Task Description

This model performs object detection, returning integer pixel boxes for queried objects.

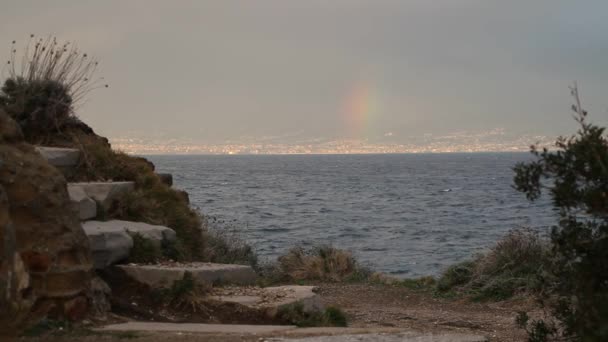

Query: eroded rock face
[0,110,93,332]
[0,184,33,335]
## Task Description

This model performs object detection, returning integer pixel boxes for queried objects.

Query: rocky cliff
[0,110,93,335]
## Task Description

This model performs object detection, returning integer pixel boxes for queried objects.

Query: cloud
[0,0,607,143]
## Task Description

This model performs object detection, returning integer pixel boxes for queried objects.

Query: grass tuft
[276,303,348,327]
[153,271,212,312]
[273,245,369,283]
[127,232,162,264]
[435,228,548,301]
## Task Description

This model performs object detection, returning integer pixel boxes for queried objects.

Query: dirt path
[18,282,536,342]
[317,283,535,341]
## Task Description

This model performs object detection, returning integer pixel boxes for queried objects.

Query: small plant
[436,261,475,292]
[203,217,258,267]
[161,238,187,262]
[1,35,107,143]
[435,228,548,301]
[127,232,162,264]
[275,245,368,282]
[154,272,211,312]
[398,276,436,290]
[276,303,347,327]
[22,319,70,337]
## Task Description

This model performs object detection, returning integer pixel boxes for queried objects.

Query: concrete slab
[83,223,133,269]
[99,322,296,334]
[211,286,323,316]
[97,323,488,341]
[83,220,177,269]
[67,184,97,220]
[269,332,488,342]
[35,146,80,167]
[69,181,134,211]
[117,262,257,288]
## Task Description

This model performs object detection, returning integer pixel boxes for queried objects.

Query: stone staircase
[36,146,336,326]
[36,145,259,281]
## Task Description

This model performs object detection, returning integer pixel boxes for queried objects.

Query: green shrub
[436,228,548,300]
[276,303,347,327]
[436,261,475,292]
[203,225,258,266]
[513,86,608,341]
[154,272,211,312]
[127,232,161,264]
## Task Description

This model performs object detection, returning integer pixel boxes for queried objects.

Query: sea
[147,153,555,277]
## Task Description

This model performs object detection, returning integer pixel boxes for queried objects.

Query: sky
[1,0,607,149]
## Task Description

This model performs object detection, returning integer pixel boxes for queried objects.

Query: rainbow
[341,80,379,138]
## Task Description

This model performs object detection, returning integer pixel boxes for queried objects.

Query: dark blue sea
[148,153,555,277]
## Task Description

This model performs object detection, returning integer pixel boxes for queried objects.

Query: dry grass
[5,35,106,105]
[274,245,368,282]
[437,228,548,301]
[153,272,212,313]
[1,36,107,143]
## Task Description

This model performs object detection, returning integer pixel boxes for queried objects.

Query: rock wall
[0,110,93,334]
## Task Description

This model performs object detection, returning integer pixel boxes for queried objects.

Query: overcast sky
[1,0,607,144]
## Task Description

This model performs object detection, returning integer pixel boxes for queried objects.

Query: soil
[99,268,277,325]
[317,283,537,341]
[17,281,538,342]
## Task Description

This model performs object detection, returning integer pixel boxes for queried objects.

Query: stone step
[68,185,97,220]
[211,285,323,317]
[116,262,257,287]
[83,220,176,269]
[98,322,296,334]
[269,332,488,342]
[97,323,488,341]
[35,146,81,168]
[68,181,134,213]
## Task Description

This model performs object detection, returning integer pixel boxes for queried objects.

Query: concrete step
[97,323,488,341]
[99,322,295,334]
[68,181,134,213]
[35,146,80,168]
[83,220,176,269]
[269,332,488,342]
[116,262,257,287]
[211,285,323,317]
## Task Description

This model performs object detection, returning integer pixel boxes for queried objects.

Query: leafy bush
[513,86,608,341]
[436,228,548,301]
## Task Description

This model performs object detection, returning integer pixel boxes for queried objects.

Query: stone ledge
[116,262,257,288]
[35,146,80,167]
[98,322,296,334]
[68,182,135,211]
[211,285,324,317]
[83,220,177,269]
